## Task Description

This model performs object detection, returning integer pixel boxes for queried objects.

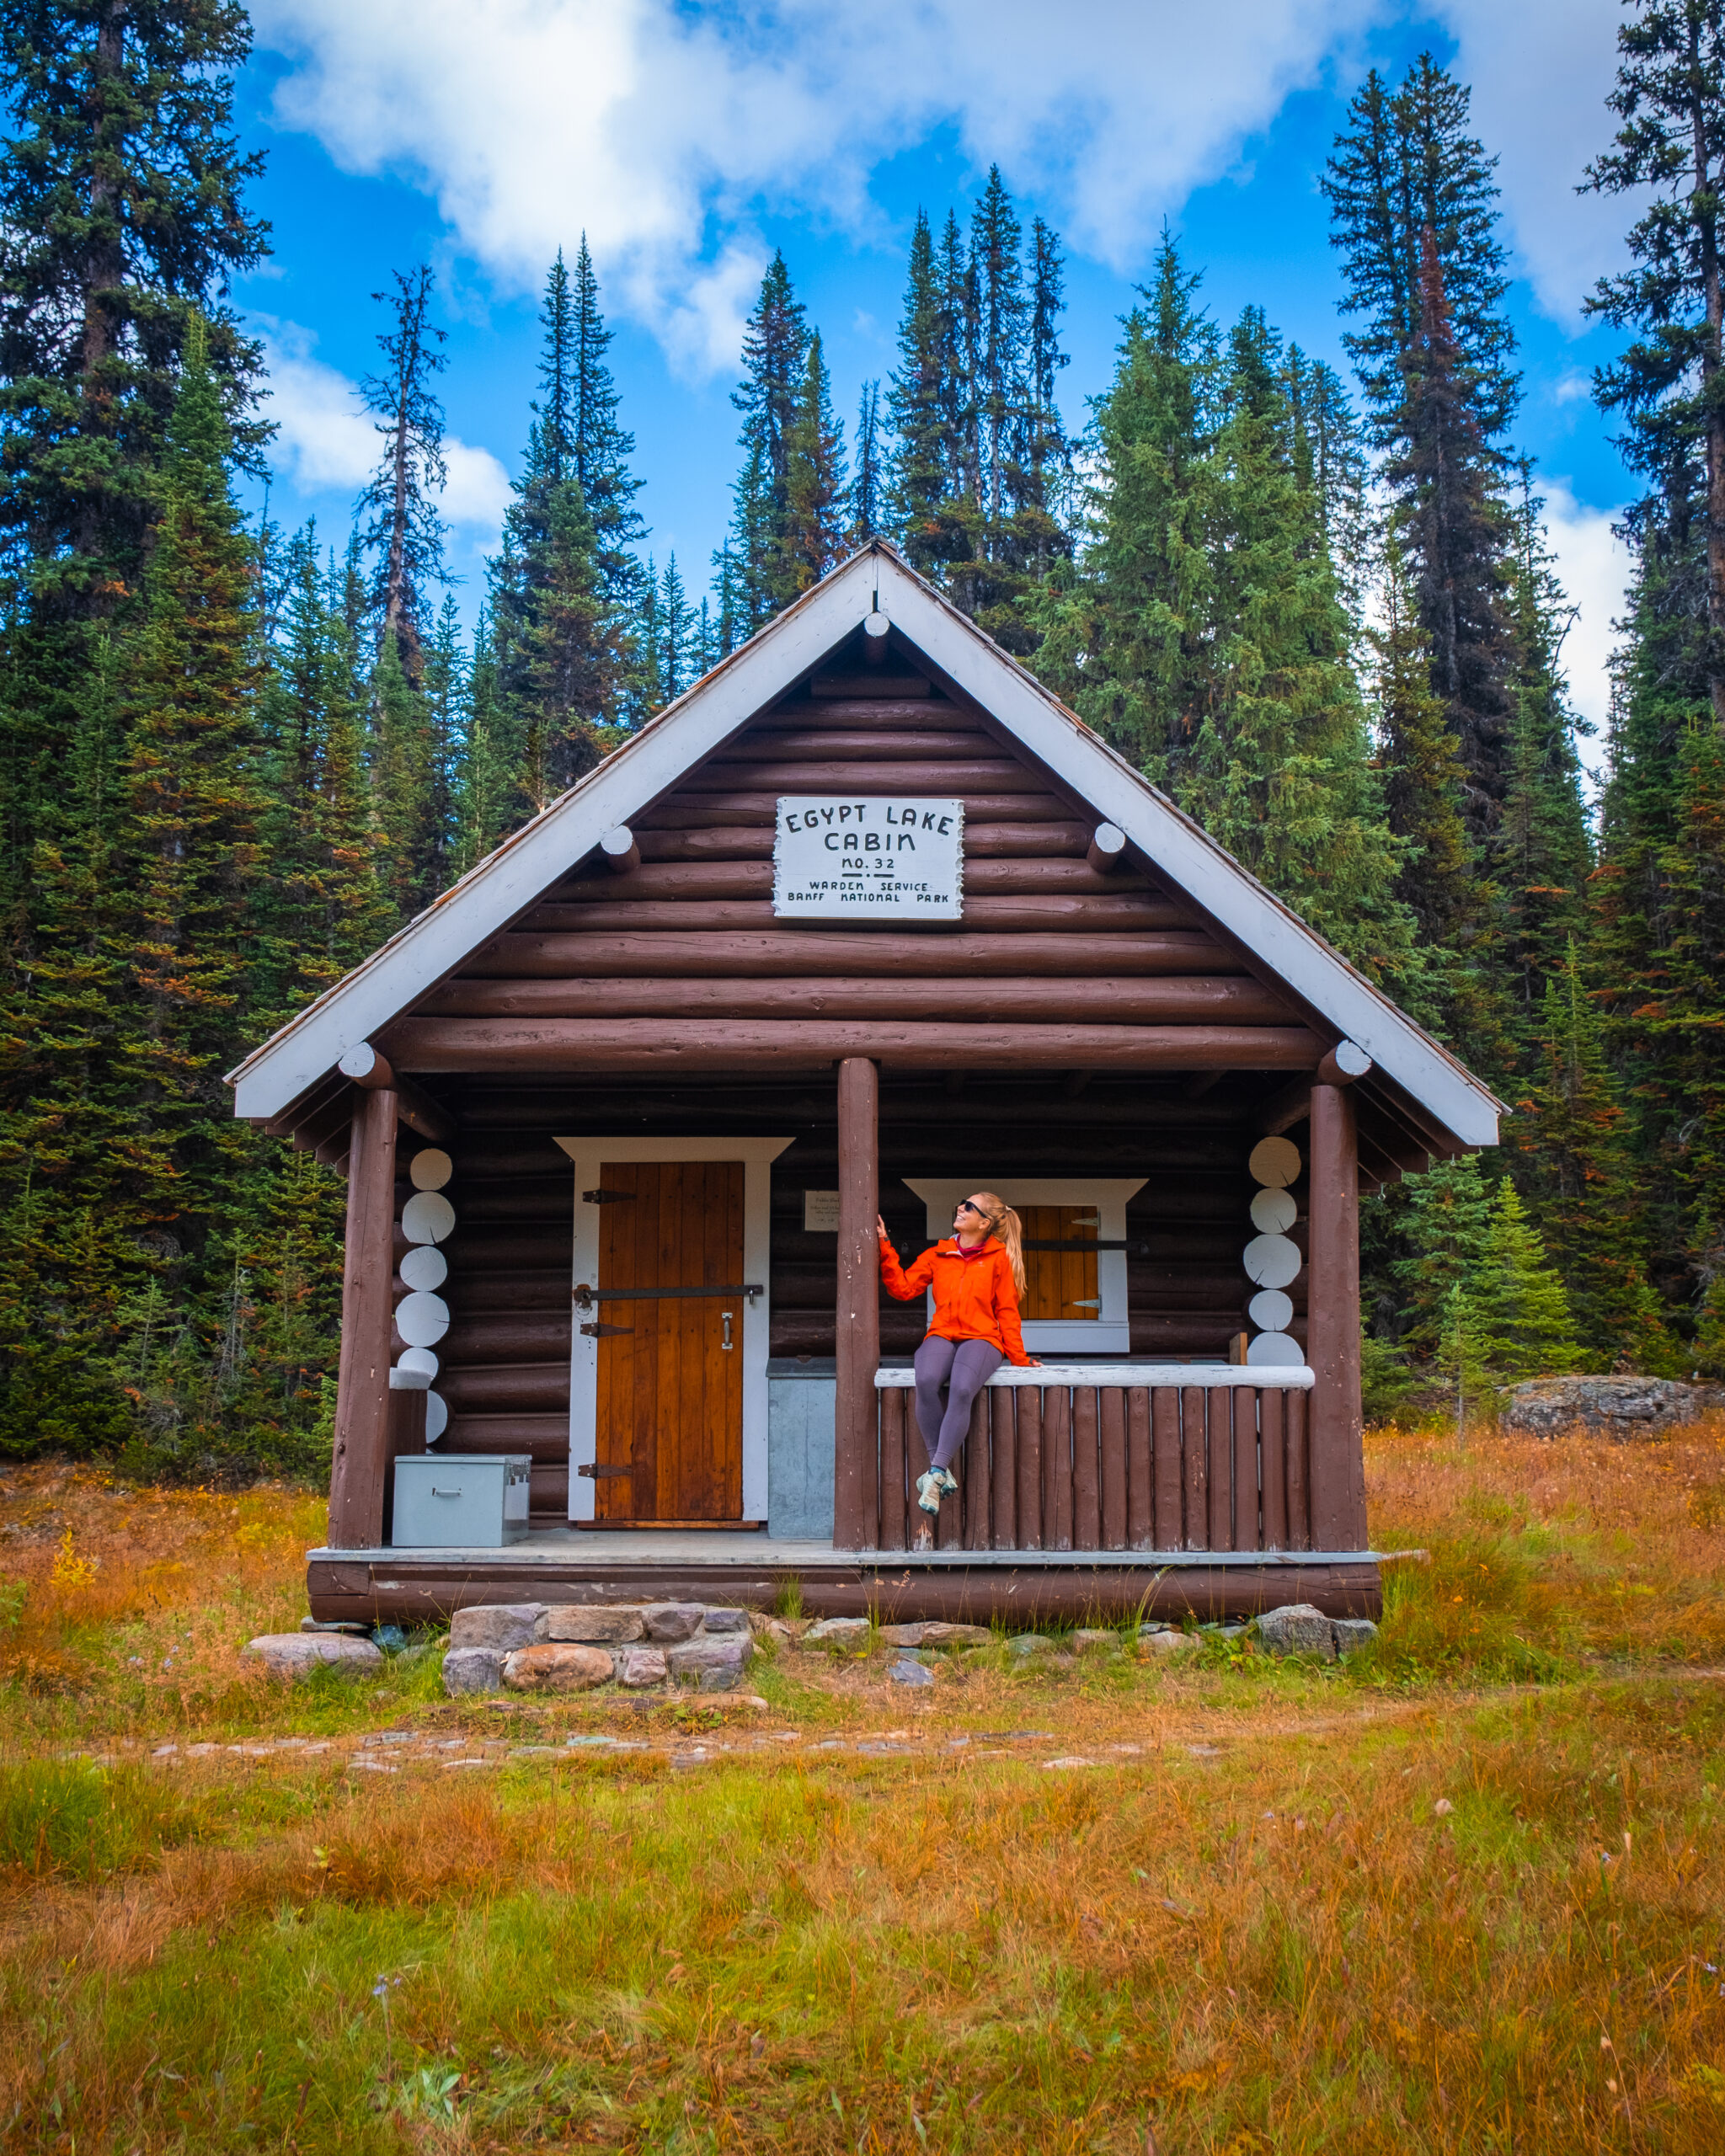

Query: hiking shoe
[916,1471,944,1515]
[935,1468,959,1494]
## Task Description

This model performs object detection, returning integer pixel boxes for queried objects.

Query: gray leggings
[913,1335,1004,1471]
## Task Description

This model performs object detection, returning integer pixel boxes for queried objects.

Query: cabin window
[900,1178,1146,1356]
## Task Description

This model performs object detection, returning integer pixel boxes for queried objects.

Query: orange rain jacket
[879,1237,1032,1365]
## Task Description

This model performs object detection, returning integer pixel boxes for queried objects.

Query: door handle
[721,1310,734,1351]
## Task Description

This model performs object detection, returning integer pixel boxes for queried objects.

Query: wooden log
[991,1387,1017,1549]
[905,1375,932,1552]
[421,975,1295,1025]
[1285,1387,1310,1551]
[635,790,1071,827]
[1257,1077,1312,1137]
[1307,1083,1365,1547]
[1208,1386,1234,1550]
[263,1070,347,1139]
[1318,1041,1372,1087]
[1100,1389,1128,1551]
[1234,1388,1259,1551]
[1127,1389,1152,1550]
[384,1017,1326,1074]
[441,1270,571,1315]
[441,1412,570,1457]
[1261,1388,1289,1549]
[633,819,1092,864]
[1087,823,1129,875]
[435,1362,570,1412]
[684,758,1049,794]
[834,1057,879,1550]
[1044,1385,1073,1551]
[1152,1386,1183,1547]
[446,1227,572,1271]
[460,929,1226,979]
[439,1315,572,1364]
[861,612,892,666]
[808,675,932,701]
[553,857,1162,903]
[328,1086,398,1551]
[937,1433,964,1551]
[337,1043,457,1144]
[524,895,1192,935]
[879,1386,907,1550]
[1072,1387,1101,1551]
[965,1390,991,1550]
[1182,1385,1208,1550]
[724,728,984,760]
[600,826,639,875]
[1016,1387,1043,1550]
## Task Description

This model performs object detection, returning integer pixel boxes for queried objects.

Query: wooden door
[592,1161,746,1522]
[1020,1205,1100,1324]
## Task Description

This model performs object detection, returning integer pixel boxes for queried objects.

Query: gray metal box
[392,1454,532,1548]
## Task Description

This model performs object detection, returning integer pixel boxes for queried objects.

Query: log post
[328,1085,399,1550]
[1307,1082,1365,1548]
[834,1056,880,1549]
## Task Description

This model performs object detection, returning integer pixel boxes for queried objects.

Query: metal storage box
[393,1454,532,1548]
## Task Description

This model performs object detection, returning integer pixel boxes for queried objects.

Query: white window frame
[901,1177,1147,1355]
[555,1137,793,1521]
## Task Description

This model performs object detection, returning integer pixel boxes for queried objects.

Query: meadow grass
[1,1426,1723,2152]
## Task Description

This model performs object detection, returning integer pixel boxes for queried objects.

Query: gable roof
[229,542,1501,1148]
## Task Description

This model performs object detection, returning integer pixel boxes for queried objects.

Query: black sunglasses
[953,1200,985,1218]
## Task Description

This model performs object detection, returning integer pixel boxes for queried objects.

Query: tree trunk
[1694,52,1725,729]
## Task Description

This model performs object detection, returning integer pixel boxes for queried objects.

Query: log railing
[865,1365,1315,1554]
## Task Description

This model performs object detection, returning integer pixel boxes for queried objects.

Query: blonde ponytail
[974,1192,1026,1299]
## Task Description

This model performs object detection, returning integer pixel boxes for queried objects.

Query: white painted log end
[600,826,639,876]
[1087,822,1129,875]
[338,1042,390,1086]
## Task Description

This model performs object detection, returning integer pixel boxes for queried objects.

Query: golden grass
[1,1430,1723,2152]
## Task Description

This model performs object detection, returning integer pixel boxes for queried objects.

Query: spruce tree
[551,239,647,607]
[724,253,811,634]
[777,331,847,600]
[1391,1153,1495,1355]
[658,556,693,702]
[1466,1180,1587,1380]
[355,265,450,678]
[851,380,882,543]
[886,210,958,577]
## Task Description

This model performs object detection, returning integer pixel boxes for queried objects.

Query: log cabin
[229,544,1501,1629]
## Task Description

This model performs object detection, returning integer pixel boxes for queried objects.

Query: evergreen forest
[2,0,1722,1476]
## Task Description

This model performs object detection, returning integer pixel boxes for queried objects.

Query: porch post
[328,1084,399,1550]
[1307,1081,1365,1548]
[834,1056,880,1549]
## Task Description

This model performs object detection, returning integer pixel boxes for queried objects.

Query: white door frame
[555,1137,793,1521]
[902,1177,1147,1355]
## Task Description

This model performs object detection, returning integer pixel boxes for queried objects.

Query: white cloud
[1434,0,1639,324]
[251,0,1390,371]
[259,323,511,532]
[1541,480,1631,760]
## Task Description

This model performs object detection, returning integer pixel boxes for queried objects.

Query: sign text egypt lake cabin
[773,796,964,919]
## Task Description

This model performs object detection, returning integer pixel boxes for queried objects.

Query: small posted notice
[773,797,964,920]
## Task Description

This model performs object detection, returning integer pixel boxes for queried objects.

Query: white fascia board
[871,555,1502,1150]
[230,552,885,1121]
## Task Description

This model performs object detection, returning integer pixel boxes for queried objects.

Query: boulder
[1331,1618,1380,1657]
[700,1607,751,1635]
[244,1633,382,1679]
[667,1636,753,1690]
[1137,1627,1199,1657]
[889,1657,935,1687]
[1254,1604,1337,1661]
[502,1643,614,1692]
[442,1646,506,1695]
[879,1620,991,1650]
[1500,1374,1725,1441]
[448,1604,543,1653]
[536,1604,645,1645]
[1071,1628,1120,1655]
[643,1603,706,1643]
[750,1616,799,1648]
[802,1616,870,1647]
[1007,1633,1052,1657]
[613,1645,669,1688]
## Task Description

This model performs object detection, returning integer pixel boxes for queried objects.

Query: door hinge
[576,1463,633,1479]
[579,1321,635,1337]
[581,1187,637,1204]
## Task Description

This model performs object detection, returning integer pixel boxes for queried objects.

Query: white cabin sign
[772,797,964,919]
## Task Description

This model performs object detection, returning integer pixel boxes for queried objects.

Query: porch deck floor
[322,1531,1379,1569]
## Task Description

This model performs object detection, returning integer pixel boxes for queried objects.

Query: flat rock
[1331,1617,1380,1657]
[245,1633,382,1679]
[449,1604,543,1653]
[1138,1628,1199,1657]
[613,1645,669,1688]
[750,1615,799,1647]
[1500,1374,1725,1440]
[667,1636,753,1690]
[879,1620,991,1650]
[537,1605,645,1644]
[1071,1628,1120,1654]
[1007,1633,1052,1657]
[700,1607,751,1635]
[643,1603,705,1643]
[442,1646,506,1695]
[889,1657,935,1686]
[803,1616,870,1646]
[502,1643,614,1692]
[1254,1604,1337,1660]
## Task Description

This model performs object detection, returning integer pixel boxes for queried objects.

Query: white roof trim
[230,544,1499,1147]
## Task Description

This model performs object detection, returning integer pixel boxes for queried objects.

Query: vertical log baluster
[1099,1390,1128,1551]
[1072,1388,1100,1550]
[1261,1388,1288,1549]
[1017,1388,1043,1551]
[834,1057,880,1550]
[1234,1387,1260,1552]
[1151,1387,1182,1548]
[879,1388,907,1551]
[937,1433,965,1550]
[991,1387,1017,1550]
[1181,1385,1207,1550]
[965,1389,992,1550]
[1044,1386,1073,1551]
[906,1381,933,1551]
[1206,1386,1234,1550]
[1286,1387,1311,1550]
[1126,1389,1152,1550]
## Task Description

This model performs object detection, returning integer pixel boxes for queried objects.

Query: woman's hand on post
[877,1214,891,1246]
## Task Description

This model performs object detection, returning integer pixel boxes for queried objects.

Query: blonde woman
[878,1192,1040,1516]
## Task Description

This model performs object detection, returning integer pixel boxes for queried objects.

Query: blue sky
[234,0,1642,744]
